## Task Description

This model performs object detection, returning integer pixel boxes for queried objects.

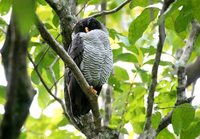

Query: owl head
[73,17,107,34]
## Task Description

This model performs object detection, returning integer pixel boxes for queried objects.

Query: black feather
[73,17,102,34]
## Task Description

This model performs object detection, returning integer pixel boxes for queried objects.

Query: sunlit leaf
[116,53,138,63]
[31,70,40,85]
[0,17,7,26]
[175,5,193,33]
[0,85,6,104]
[114,66,129,81]
[152,112,161,129]
[192,0,200,23]
[144,59,172,66]
[113,47,122,62]
[37,86,51,109]
[13,0,36,35]
[129,0,159,9]
[128,7,159,45]
[157,129,176,139]
[172,103,195,135]
[180,121,200,139]
[0,0,12,15]
[108,75,122,92]
[37,0,47,6]
[52,14,59,27]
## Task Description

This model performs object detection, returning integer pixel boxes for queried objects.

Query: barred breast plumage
[79,30,113,87]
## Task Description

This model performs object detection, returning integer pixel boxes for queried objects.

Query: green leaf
[144,59,172,66]
[172,103,195,135]
[37,86,50,109]
[52,14,59,27]
[114,66,129,81]
[128,7,159,45]
[31,70,40,85]
[0,17,7,26]
[157,129,176,139]
[129,0,159,9]
[44,23,53,29]
[192,0,200,23]
[158,0,186,26]
[0,0,12,15]
[180,121,200,139]
[0,85,6,104]
[13,0,36,35]
[120,128,128,134]
[129,0,148,9]
[37,0,47,6]
[136,68,150,83]
[175,5,193,33]
[108,75,122,92]
[109,28,118,39]
[152,112,162,129]
[116,53,138,63]
[113,47,122,62]
[57,118,69,127]
[88,0,100,5]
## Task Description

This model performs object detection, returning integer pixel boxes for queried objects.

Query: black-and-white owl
[67,17,113,116]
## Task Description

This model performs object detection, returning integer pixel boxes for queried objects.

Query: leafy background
[0,0,200,138]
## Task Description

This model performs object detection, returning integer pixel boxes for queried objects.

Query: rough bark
[0,14,35,139]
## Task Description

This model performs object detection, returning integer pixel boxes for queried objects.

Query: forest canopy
[0,0,200,139]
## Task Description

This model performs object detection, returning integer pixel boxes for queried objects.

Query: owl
[67,17,113,116]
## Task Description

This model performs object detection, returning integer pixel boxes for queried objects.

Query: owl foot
[89,86,97,95]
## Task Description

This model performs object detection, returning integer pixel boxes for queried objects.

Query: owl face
[73,18,102,34]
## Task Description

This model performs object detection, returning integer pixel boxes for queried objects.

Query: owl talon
[89,86,97,95]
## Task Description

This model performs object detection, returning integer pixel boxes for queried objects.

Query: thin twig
[28,54,66,113]
[49,56,60,96]
[36,46,50,67]
[90,0,132,18]
[118,72,137,131]
[118,83,133,131]
[50,74,64,90]
[76,0,89,16]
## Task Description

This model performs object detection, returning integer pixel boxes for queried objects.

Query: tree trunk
[0,13,35,139]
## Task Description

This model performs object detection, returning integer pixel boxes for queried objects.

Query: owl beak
[85,27,89,33]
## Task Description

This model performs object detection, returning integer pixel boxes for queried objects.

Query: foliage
[0,0,200,138]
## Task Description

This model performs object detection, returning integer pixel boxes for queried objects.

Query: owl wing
[67,34,92,116]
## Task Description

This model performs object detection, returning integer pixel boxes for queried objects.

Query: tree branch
[143,1,175,137]
[90,0,132,18]
[49,56,59,96]
[76,0,89,16]
[177,21,200,100]
[155,21,200,136]
[45,0,75,50]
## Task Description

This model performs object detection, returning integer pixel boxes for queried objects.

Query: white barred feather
[78,29,113,87]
